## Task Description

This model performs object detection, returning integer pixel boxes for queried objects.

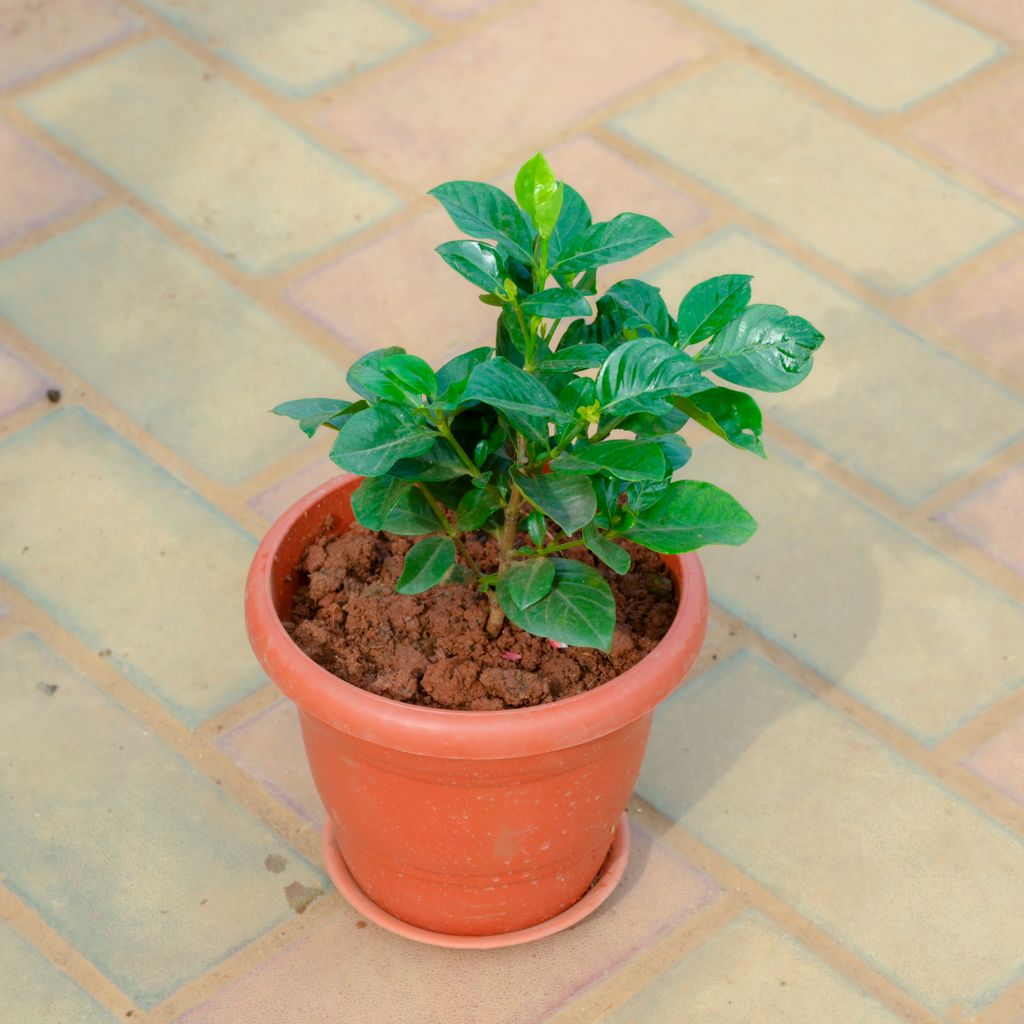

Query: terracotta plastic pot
[245,474,707,939]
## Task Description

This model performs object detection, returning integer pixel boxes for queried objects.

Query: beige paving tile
[0,344,49,419]
[944,0,1024,42]
[0,119,101,245]
[0,918,117,1024]
[405,0,495,17]
[248,458,337,522]
[682,0,998,110]
[139,0,425,97]
[966,713,1024,807]
[178,822,720,1024]
[941,462,1024,575]
[647,228,1024,503]
[685,441,1024,742]
[217,698,324,823]
[607,911,902,1023]
[19,39,399,272]
[0,631,324,1009]
[924,248,1024,381]
[0,0,138,89]
[288,208,498,363]
[0,408,263,726]
[318,0,708,189]
[0,209,350,484]
[640,651,1024,1015]
[909,66,1024,203]
[611,63,1016,294]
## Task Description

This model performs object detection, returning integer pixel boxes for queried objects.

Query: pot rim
[245,474,708,759]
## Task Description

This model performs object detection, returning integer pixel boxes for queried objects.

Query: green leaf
[347,347,409,403]
[551,438,667,482]
[436,240,506,294]
[618,404,688,436]
[676,274,752,346]
[595,337,702,418]
[272,397,357,437]
[455,487,501,530]
[519,288,590,319]
[390,437,469,481]
[514,152,563,240]
[436,346,492,397]
[525,509,547,547]
[329,403,435,476]
[350,477,438,535]
[699,305,824,392]
[559,295,627,351]
[497,558,614,651]
[548,184,591,266]
[428,181,534,264]
[379,352,437,400]
[537,344,608,372]
[554,213,671,274]
[625,480,757,553]
[463,357,566,443]
[499,558,556,610]
[652,433,692,471]
[604,279,672,338]
[670,388,765,457]
[583,522,631,575]
[396,537,456,594]
[514,471,596,535]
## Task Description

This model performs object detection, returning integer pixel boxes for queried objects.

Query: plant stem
[527,539,586,557]
[486,435,528,636]
[590,416,624,444]
[415,484,483,577]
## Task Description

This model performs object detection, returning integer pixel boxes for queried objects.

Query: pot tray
[321,813,630,949]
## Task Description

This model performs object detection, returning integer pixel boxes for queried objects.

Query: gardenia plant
[274,153,824,652]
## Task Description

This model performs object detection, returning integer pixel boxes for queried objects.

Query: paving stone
[0,631,325,1009]
[0,344,49,420]
[640,651,1024,1015]
[940,462,1024,575]
[19,39,399,272]
[611,63,1015,294]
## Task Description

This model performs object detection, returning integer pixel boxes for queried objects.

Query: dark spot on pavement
[355,920,367,929]
[36,682,58,696]
[264,853,287,873]
[284,881,321,914]
[98,648,112,658]
[46,388,61,403]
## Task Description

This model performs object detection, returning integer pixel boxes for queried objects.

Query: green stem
[513,302,535,371]
[415,484,483,578]
[590,416,624,444]
[526,539,586,557]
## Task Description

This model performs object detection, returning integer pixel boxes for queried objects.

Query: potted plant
[245,152,823,946]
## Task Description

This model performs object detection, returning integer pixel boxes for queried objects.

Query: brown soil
[285,525,677,711]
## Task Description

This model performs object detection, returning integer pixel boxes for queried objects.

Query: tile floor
[1,1,1022,1022]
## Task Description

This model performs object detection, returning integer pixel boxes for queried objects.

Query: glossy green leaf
[558,295,627,351]
[350,476,438,535]
[390,437,469,481]
[554,213,671,274]
[329,403,435,476]
[499,558,556,610]
[463,357,566,443]
[379,352,437,400]
[436,346,492,396]
[548,184,591,266]
[671,387,765,457]
[436,240,506,294]
[514,471,596,535]
[272,397,359,438]
[428,181,533,264]
[551,438,667,482]
[604,279,672,338]
[625,480,757,553]
[538,344,608,373]
[651,433,692,471]
[525,508,547,547]
[618,404,688,436]
[455,487,501,530]
[519,288,590,319]
[396,537,456,594]
[676,274,752,346]
[699,304,824,392]
[347,347,408,403]
[497,558,614,651]
[595,337,702,418]
[583,522,631,575]
[514,152,563,240]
